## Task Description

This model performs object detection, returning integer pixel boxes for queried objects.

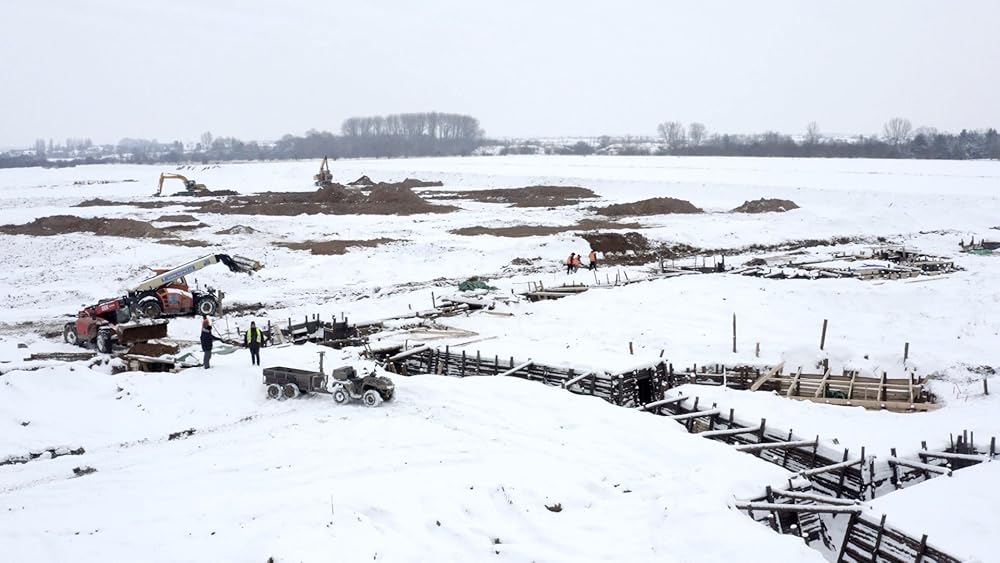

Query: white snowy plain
[2,155,1000,562]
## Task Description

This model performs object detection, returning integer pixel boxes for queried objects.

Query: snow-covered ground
[2,155,1000,561]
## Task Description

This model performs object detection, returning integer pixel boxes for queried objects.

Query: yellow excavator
[156,173,208,196]
[314,156,334,187]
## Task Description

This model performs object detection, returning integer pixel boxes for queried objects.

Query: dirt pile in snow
[154,214,198,222]
[450,219,641,238]
[731,198,800,213]
[434,185,598,207]
[75,198,180,209]
[274,238,398,255]
[348,175,376,187]
[0,215,173,238]
[127,342,179,357]
[156,239,211,247]
[198,183,455,216]
[597,197,703,216]
[161,223,208,232]
[214,225,260,235]
[579,232,651,254]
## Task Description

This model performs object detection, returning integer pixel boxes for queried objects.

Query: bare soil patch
[128,342,179,356]
[450,219,641,238]
[214,225,261,235]
[596,197,703,216]
[198,183,454,216]
[433,185,598,207]
[75,198,182,209]
[157,239,211,247]
[0,215,174,238]
[731,198,800,213]
[274,238,397,255]
[155,214,199,222]
[161,223,208,232]
[349,175,376,187]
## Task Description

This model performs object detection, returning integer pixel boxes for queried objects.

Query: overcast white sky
[1,0,997,147]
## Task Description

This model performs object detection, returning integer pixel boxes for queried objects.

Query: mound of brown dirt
[155,214,198,222]
[274,238,397,255]
[200,184,454,216]
[0,215,173,238]
[597,197,703,216]
[731,198,800,213]
[437,186,597,207]
[450,219,642,238]
[161,223,208,232]
[75,198,180,209]
[349,175,376,187]
[157,239,211,247]
[578,232,650,253]
[214,225,260,235]
[128,342,179,357]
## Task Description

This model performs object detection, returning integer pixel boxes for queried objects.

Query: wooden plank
[635,396,688,411]
[813,368,832,398]
[886,456,952,476]
[847,371,857,400]
[785,367,802,398]
[735,438,818,452]
[496,361,533,378]
[699,425,762,438]
[562,371,594,389]
[749,361,784,391]
[733,501,862,515]
[787,396,939,412]
[770,489,860,506]
[667,408,720,421]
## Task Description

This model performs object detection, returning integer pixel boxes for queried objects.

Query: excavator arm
[129,254,263,293]
[156,173,208,196]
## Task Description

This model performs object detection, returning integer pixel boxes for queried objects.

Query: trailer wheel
[362,389,383,408]
[63,323,79,346]
[266,384,282,400]
[282,383,300,400]
[196,297,219,316]
[332,385,350,404]
[96,331,113,354]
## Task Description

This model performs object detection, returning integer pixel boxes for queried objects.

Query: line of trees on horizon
[3,114,999,169]
[649,118,1000,160]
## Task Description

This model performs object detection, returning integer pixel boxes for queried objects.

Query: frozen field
[1,155,999,561]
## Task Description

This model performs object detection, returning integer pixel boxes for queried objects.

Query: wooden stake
[820,319,828,351]
[732,313,737,353]
[755,342,760,358]
[629,342,634,355]
[903,341,909,363]
[431,292,436,308]
[985,377,990,396]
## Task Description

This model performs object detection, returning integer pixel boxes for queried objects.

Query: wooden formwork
[838,513,960,563]
[666,363,937,412]
[389,346,668,407]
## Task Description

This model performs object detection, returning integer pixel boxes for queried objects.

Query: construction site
[1,155,999,562]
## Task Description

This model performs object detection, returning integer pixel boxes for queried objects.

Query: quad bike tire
[282,383,300,400]
[63,323,79,346]
[95,331,113,354]
[332,385,350,405]
[266,384,282,400]
[362,389,383,408]
[196,297,219,316]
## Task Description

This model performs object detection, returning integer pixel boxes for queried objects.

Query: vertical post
[732,313,737,354]
[820,319,828,351]
[903,342,909,363]
[755,342,760,358]
[889,447,901,490]
[985,377,990,396]
[629,342,634,355]
[431,292,436,308]
[836,512,860,563]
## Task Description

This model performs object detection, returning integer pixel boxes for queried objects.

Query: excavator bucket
[217,254,263,274]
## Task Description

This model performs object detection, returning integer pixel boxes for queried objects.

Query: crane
[156,173,208,196]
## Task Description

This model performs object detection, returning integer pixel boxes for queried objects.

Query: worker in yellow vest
[244,321,264,366]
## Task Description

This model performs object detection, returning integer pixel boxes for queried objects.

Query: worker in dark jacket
[244,321,264,366]
[201,316,223,369]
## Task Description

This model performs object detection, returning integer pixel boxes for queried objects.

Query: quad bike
[262,364,394,407]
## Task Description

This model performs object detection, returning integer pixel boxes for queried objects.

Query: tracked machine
[314,156,334,188]
[155,173,208,196]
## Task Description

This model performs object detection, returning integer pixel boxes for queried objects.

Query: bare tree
[657,121,686,150]
[688,122,706,146]
[200,131,213,148]
[883,117,913,145]
[805,122,821,144]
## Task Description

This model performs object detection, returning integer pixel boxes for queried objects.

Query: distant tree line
[652,118,1000,160]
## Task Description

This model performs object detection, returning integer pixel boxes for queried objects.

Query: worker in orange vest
[588,249,598,270]
[565,253,576,274]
